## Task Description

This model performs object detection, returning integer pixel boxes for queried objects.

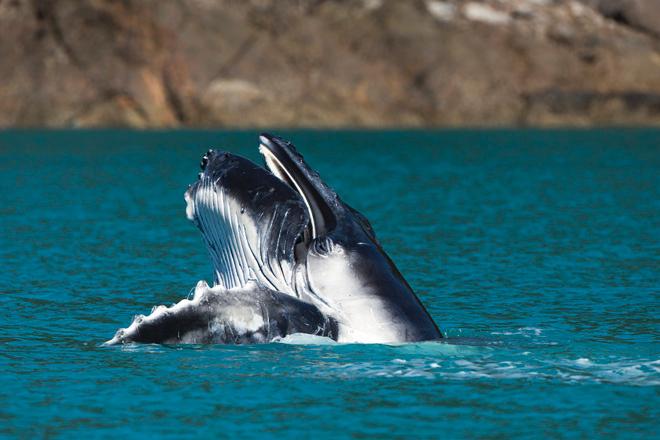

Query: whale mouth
[258,133,337,239]
[185,134,339,291]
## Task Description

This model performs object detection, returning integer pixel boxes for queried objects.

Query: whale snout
[200,149,214,171]
[200,149,227,172]
[197,149,235,180]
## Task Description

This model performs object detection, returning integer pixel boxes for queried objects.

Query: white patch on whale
[303,245,403,344]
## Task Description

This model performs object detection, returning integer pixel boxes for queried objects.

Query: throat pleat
[187,176,306,298]
[219,184,245,287]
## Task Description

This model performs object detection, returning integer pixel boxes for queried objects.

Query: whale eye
[200,149,216,171]
[315,237,330,254]
[312,236,340,256]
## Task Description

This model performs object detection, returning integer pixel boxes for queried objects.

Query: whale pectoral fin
[106,282,338,345]
[106,300,214,345]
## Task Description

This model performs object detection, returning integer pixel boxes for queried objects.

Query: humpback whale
[108,134,441,345]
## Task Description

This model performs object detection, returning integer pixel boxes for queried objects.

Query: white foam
[274,333,338,345]
[491,327,543,337]
[575,358,592,366]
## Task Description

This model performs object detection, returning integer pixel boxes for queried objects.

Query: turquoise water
[1,129,658,438]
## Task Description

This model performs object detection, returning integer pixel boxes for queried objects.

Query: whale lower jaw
[185,170,303,296]
[185,183,256,288]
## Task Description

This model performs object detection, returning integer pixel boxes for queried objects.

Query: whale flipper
[106,281,338,345]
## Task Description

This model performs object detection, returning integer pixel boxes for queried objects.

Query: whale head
[185,134,442,343]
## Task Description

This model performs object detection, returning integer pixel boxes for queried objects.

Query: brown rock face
[580,0,660,37]
[1,0,659,128]
[0,0,199,127]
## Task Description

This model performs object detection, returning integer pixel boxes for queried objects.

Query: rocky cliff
[1,0,659,128]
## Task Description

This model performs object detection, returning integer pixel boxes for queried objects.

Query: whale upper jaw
[258,133,339,240]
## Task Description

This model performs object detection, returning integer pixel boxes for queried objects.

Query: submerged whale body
[109,134,441,344]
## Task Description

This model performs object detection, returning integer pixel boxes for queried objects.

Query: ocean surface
[0,129,658,439]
